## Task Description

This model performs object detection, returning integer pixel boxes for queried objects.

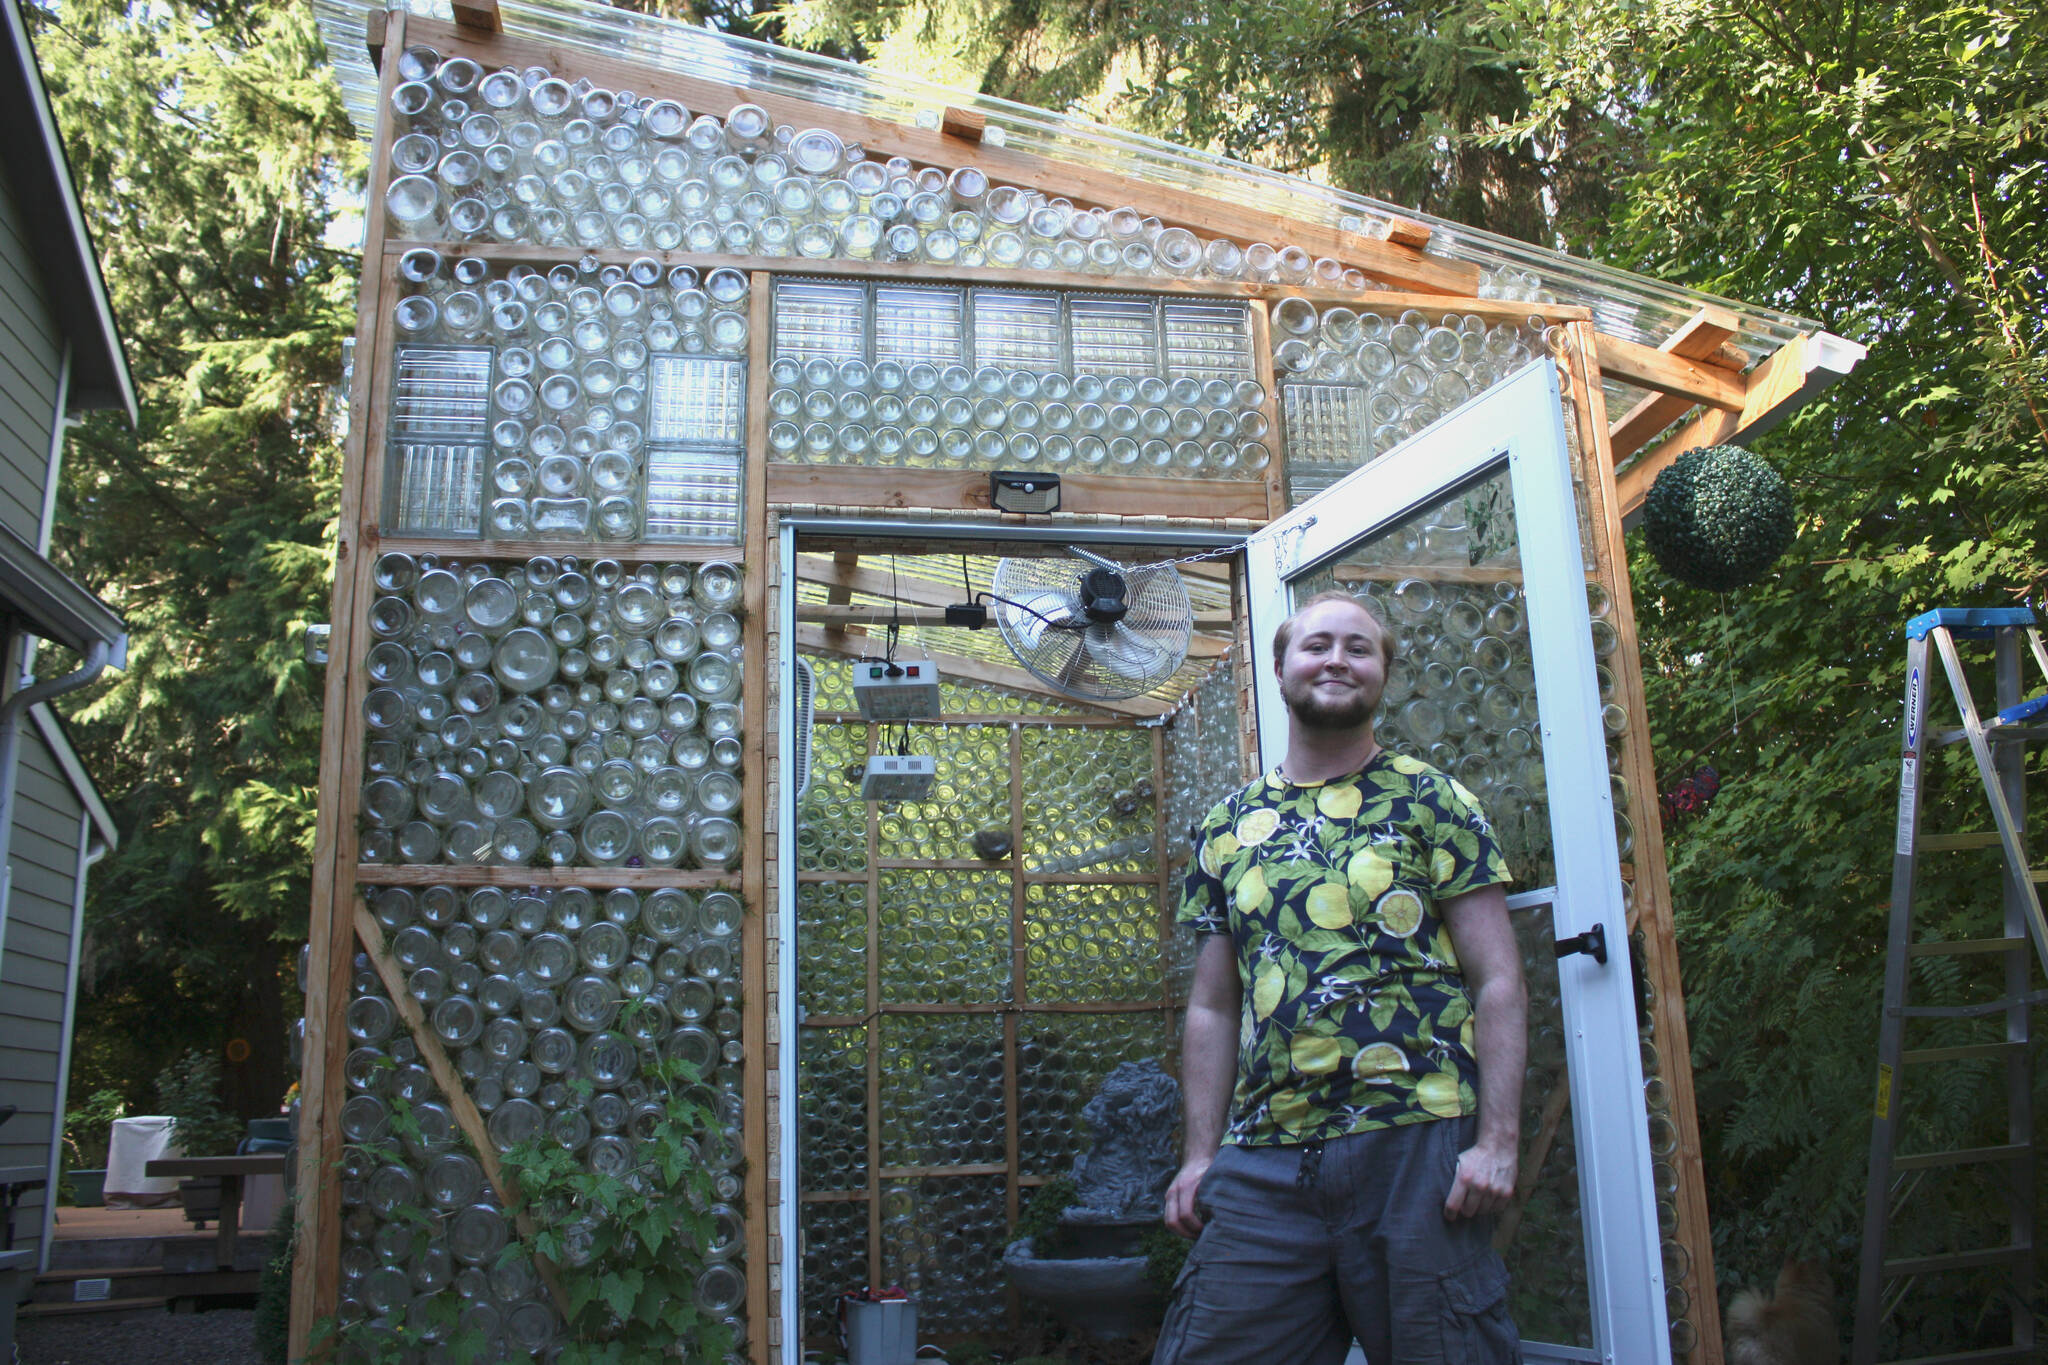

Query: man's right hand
[1163,1155,1213,1237]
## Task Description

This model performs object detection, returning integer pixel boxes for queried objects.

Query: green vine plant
[311,1081,493,1365]
[310,998,736,1364]
[499,1022,736,1365]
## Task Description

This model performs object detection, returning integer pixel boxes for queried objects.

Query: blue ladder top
[1905,607,2038,640]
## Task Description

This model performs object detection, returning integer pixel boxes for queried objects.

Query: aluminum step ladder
[1854,607,2048,1365]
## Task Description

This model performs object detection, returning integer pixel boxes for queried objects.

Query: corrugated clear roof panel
[313,0,1818,361]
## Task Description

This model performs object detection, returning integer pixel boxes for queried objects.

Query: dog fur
[1725,1259,1838,1365]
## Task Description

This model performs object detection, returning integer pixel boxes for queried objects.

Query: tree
[1489,0,2047,1339]
[27,0,361,1122]
[767,0,1624,241]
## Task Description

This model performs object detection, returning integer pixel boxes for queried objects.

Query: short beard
[1282,675,1378,731]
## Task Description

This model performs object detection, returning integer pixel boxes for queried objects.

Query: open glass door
[1245,361,1668,1364]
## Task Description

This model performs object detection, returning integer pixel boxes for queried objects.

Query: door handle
[1553,922,1608,965]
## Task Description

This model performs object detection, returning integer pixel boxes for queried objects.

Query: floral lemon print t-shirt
[1177,750,1512,1147]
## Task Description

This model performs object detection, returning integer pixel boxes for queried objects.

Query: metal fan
[990,547,1194,700]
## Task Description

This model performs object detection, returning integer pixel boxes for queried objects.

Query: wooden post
[290,12,406,1358]
[1565,319,1724,1365]
[1250,300,1287,519]
[740,272,774,1364]
[1150,727,1175,1004]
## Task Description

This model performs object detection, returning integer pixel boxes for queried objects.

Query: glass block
[386,443,486,536]
[1068,293,1160,377]
[384,345,492,535]
[798,1026,869,1192]
[643,445,742,544]
[874,285,965,368]
[877,1013,1004,1169]
[879,870,1009,1005]
[1281,382,1373,498]
[1163,299,1256,382]
[1020,727,1156,874]
[650,356,745,444]
[774,278,865,362]
[1025,882,1165,1003]
[797,880,868,1018]
[879,1175,1007,1334]
[1016,1011,1175,1177]
[390,346,494,440]
[1277,305,1552,506]
[970,289,1061,370]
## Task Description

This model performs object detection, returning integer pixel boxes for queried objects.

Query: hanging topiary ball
[1642,444,1796,592]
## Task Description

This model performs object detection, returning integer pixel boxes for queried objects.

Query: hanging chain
[1127,540,1254,573]
[1122,515,1319,576]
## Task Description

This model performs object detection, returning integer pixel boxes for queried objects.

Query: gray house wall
[0,160,59,548]
[0,736,85,1268]
[0,142,96,1275]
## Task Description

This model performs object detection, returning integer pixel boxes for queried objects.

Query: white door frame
[1243,362,1670,1364]
[773,515,1243,1356]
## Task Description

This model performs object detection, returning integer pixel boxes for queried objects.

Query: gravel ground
[16,1308,266,1365]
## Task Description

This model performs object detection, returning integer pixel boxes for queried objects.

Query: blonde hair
[1271,589,1395,668]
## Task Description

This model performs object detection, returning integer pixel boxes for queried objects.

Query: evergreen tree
[766,0,1622,240]
[27,0,361,1121]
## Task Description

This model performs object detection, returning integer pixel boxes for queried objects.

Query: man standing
[1154,590,1526,1364]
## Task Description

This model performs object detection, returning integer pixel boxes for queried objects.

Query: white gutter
[38,808,106,1272]
[0,637,111,984]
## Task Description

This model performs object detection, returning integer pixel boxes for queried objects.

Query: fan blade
[999,589,1082,648]
[1046,631,1091,690]
[1085,621,1177,682]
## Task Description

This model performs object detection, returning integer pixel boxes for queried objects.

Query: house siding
[0,159,59,547]
[0,735,85,1269]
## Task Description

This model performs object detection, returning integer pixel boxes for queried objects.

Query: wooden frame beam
[768,464,1269,523]
[354,905,568,1314]
[793,624,1171,718]
[1593,331,1747,411]
[1606,308,1742,462]
[1615,329,1867,526]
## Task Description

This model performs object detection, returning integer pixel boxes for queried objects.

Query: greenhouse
[293,0,1866,1361]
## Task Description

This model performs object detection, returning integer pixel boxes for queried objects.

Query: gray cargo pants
[1153,1115,1520,1364]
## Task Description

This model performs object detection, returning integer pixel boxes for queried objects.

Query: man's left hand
[1444,1141,1516,1221]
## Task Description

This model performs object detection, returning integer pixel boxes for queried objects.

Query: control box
[851,658,943,721]
[860,754,937,802]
